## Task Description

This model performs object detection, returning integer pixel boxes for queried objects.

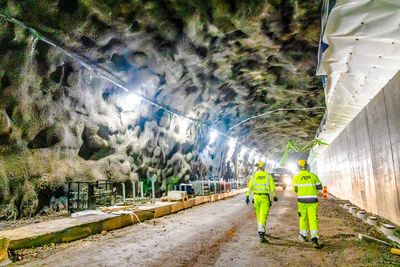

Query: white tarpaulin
[312,0,400,160]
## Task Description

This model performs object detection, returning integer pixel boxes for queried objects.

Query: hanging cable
[228,107,326,132]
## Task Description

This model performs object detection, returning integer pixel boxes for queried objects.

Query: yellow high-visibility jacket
[292,170,322,203]
[246,171,276,197]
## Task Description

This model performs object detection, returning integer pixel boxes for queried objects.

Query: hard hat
[298,159,308,170]
[258,161,264,168]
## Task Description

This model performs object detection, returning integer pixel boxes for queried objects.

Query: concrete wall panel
[354,110,378,214]
[346,123,364,207]
[383,78,400,219]
[315,72,400,225]
[366,91,399,221]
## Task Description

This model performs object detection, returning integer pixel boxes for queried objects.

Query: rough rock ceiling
[0,0,325,154]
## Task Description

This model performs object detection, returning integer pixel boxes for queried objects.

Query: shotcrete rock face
[0,1,324,218]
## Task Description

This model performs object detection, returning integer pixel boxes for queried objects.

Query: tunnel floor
[15,191,399,267]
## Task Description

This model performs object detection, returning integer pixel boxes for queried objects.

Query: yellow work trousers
[253,194,270,233]
[298,202,319,238]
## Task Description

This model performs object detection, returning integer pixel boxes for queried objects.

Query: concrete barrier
[183,199,195,209]
[170,202,184,214]
[194,196,206,206]
[102,214,134,232]
[210,195,218,202]
[154,205,172,218]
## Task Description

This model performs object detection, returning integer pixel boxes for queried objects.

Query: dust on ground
[0,211,68,231]
[11,190,400,266]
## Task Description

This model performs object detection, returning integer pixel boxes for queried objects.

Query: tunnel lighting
[178,117,190,132]
[120,93,142,111]
[288,162,298,173]
[226,138,237,160]
[228,138,237,150]
[209,129,218,144]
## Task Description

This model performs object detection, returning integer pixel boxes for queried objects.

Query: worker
[292,159,323,248]
[246,161,278,243]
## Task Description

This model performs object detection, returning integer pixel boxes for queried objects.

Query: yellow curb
[154,205,172,218]
[194,196,205,206]
[102,214,134,232]
[0,236,10,266]
[9,232,62,251]
[183,199,195,209]
[134,210,155,222]
[170,202,185,214]
[62,225,93,243]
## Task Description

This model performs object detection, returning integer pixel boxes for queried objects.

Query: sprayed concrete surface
[16,190,399,266]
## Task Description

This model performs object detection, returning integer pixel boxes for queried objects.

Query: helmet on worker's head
[257,161,264,169]
[298,159,308,170]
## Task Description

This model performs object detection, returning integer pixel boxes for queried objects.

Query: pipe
[131,180,136,199]
[140,182,144,198]
[151,179,156,204]
[121,183,126,203]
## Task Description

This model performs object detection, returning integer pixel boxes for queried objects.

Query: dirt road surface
[17,190,399,266]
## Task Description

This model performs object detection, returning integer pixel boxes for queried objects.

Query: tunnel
[0,0,399,266]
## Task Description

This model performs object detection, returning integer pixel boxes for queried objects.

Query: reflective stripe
[297,195,318,198]
[296,184,319,187]
[253,176,270,188]
[310,230,319,239]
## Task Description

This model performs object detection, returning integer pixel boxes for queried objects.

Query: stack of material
[161,191,188,202]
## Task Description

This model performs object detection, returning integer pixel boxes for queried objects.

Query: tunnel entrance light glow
[176,117,190,141]
[209,130,218,144]
[178,117,190,132]
[120,93,142,111]
[288,162,298,173]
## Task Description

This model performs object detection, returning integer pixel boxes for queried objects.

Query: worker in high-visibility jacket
[246,161,278,243]
[292,159,322,248]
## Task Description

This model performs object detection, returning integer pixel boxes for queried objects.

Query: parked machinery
[67,180,123,213]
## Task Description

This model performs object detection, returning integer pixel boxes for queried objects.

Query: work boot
[259,232,267,243]
[311,237,321,249]
[299,234,307,242]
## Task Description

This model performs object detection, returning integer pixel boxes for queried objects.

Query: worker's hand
[273,196,278,202]
[246,196,250,205]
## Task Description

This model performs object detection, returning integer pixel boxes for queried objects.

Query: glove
[273,196,278,202]
[246,196,250,205]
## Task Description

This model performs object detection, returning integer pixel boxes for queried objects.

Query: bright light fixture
[177,117,190,137]
[209,129,218,144]
[228,138,236,150]
[120,93,142,111]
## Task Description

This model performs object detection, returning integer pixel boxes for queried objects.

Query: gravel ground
[11,190,400,266]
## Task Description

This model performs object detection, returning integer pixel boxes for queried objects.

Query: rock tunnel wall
[0,0,325,219]
[314,72,400,225]
[0,35,255,220]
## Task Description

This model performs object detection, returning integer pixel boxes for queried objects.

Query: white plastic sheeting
[312,0,400,160]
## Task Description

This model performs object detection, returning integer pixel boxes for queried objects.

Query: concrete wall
[314,72,400,225]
